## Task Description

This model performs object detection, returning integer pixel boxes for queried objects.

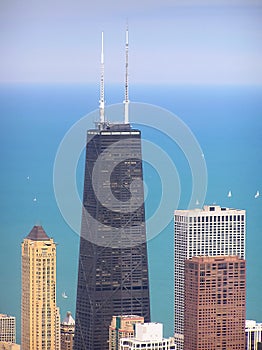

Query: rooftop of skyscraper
[25,225,50,241]
[0,314,15,319]
[175,204,245,215]
[61,312,75,326]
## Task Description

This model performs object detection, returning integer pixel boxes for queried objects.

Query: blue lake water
[0,83,261,342]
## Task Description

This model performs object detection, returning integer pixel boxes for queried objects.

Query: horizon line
[1,81,262,87]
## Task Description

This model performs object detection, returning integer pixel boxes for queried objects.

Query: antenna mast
[99,31,105,126]
[124,26,129,124]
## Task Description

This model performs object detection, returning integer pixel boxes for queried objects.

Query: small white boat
[33,197,37,202]
[227,190,232,198]
[62,292,68,299]
[196,199,199,205]
[255,190,260,199]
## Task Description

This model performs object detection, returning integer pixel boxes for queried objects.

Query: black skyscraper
[74,123,151,350]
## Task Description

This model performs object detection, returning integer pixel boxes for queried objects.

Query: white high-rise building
[0,314,16,343]
[174,205,246,350]
[120,323,176,350]
[245,320,262,350]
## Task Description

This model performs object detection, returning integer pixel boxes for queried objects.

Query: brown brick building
[109,315,144,350]
[184,256,246,350]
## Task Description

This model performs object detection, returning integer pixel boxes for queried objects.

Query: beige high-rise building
[0,342,20,350]
[0,314,16,343]
[109,315,144,350]
[60,312,75,350]
[21,225,60,350]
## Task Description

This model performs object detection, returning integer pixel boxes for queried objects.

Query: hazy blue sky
[1,0,262,84]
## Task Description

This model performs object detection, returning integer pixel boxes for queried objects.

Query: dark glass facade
[74,124,150,350]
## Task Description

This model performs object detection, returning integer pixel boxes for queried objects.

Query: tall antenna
[99,31,105,125]
[124,25,129,124]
